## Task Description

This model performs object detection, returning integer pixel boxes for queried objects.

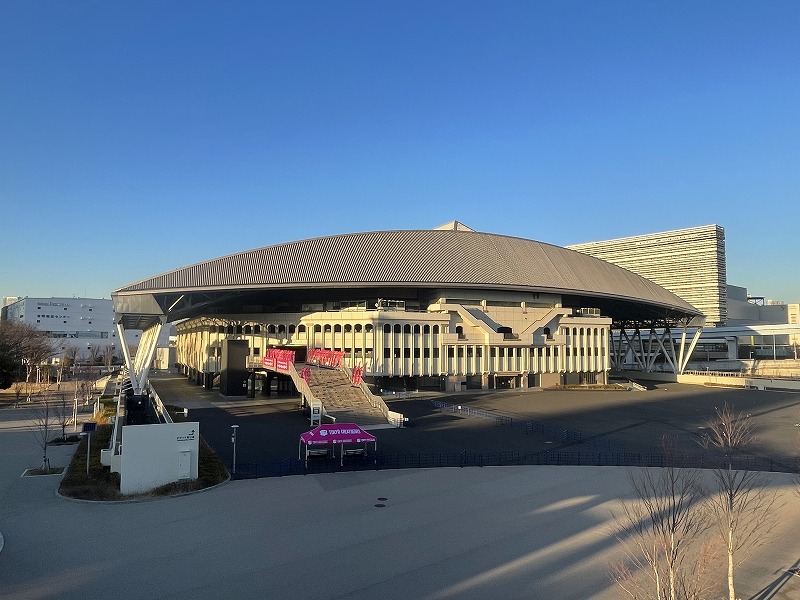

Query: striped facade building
[113,226,702,394]
[568,225,727,326]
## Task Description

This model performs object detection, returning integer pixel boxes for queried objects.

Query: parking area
[150,374,800,473]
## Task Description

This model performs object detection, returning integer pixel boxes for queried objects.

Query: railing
[682,369,800,380]
[431,400,612,450]
[341,364,404,427]
[148,385,173,424]
[284,362,325,424]
[231,450,800,480]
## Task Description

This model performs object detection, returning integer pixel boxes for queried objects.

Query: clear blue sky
[1,1,798,303]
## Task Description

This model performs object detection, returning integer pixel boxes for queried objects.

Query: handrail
[341,363,404,427]
[148,384,173,423]
[284,362,325,424]
[683,369,800,380]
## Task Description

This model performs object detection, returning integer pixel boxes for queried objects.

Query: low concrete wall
[120,422,200,495]
[616,369,800,391]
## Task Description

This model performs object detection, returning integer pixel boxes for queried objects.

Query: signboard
[300,423,376,446]
[262,348,295,372]
[81,422,97,434]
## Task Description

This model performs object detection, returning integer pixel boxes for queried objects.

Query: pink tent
[299,423,377,465]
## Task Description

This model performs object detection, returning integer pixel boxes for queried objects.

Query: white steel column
[134,322,163,393]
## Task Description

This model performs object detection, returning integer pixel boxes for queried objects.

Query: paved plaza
[1,379,800,599]
[151,374,800,470]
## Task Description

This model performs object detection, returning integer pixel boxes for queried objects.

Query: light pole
[231,424,239,475]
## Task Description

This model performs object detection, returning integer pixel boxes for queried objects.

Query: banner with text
[262,348,296,371]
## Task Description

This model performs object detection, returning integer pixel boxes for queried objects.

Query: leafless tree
[53,392,72,441]
[21,330,58,395]
[701,404,782,600]
[52,347,71,391]
[611,437,716,600]
[0,321,59,404]
[102,343,116,373]
[30,394,56,471]
[13,379,25,408]
[63,346,79,373]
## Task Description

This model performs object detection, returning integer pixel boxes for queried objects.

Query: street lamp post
[231,424,239,475]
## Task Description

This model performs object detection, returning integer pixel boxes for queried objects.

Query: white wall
[120,422,199,495]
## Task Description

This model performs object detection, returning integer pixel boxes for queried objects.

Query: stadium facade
[111,225,704,396]
[568,225,727,326]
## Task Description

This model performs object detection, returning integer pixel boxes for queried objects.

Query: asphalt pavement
[1,378,800,600]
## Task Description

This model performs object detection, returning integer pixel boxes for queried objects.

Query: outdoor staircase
[307,367,389,427]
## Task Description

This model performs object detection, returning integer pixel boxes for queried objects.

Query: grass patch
[24,467,65,476]
[48,434,82,445]
[59,425,122,500]
[58,424,228,501]
[148,439,228,497]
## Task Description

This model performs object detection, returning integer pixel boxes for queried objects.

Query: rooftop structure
[112,228,704,396]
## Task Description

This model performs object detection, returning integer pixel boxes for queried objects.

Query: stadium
[112,223,705,408]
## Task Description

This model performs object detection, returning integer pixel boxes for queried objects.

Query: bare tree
[611,437,715,600]
[102,343,116,374]
[22,330,58,389]
[54,392,71,441]
[63,346,79,375]
[30,394,56,471]
[701,404,782,600]
[13,379,25,408]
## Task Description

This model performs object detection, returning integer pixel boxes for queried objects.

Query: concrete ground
[1,378,800,599]
[152,374,800,469]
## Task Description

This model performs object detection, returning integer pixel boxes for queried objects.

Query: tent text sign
[300,424,376,446]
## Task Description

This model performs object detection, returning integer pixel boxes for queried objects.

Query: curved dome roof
[114,230,701,321]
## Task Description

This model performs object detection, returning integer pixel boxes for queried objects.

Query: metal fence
[231,450,800,480]
[431,400,612,449]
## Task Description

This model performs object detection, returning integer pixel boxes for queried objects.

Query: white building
[568,225,727,326]
[1,296,173,363]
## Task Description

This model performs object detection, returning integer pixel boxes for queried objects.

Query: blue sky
[1,1,798,303]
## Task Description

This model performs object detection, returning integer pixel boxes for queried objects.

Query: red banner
[300,367,311,385]
[352,366,363,386]
[307,348,345,368]
[262,348,295,372]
